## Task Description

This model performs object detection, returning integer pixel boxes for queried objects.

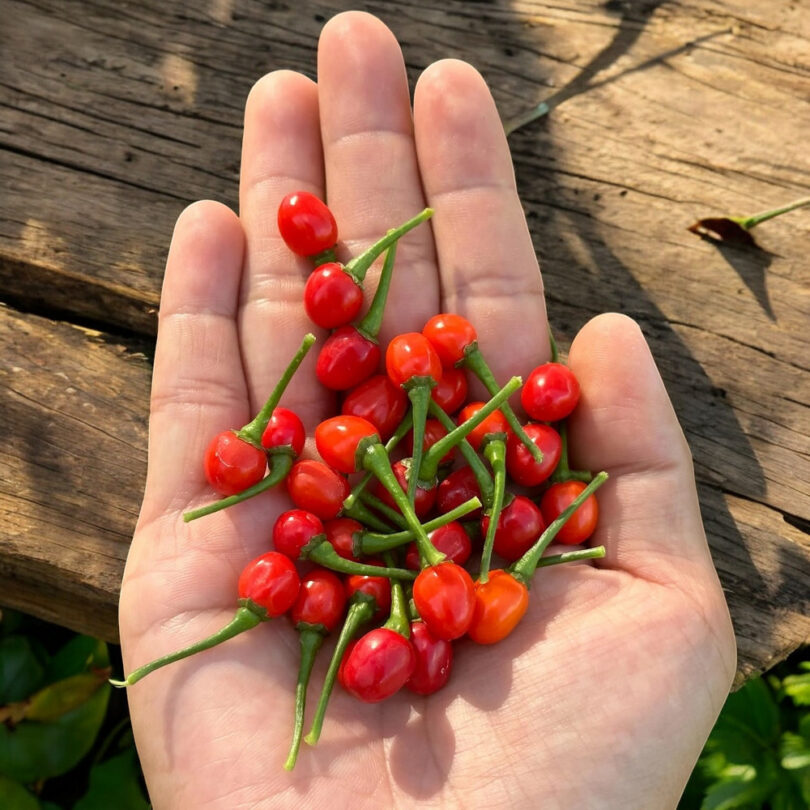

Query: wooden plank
[0,0,808,670]
[0,303,149,640]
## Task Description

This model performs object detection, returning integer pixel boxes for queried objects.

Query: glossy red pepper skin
[385,332,443,387]
[304,263,363,329]
[316,326,380,391]
[430,368,468,414]
[273,509,325,560]
[482,495,546,562]
[456,402,511,451]
[290,569,346,633]
[238,551,300,617]
[324,517,363,562]
[412,563,475,641]
[468,570,529,645]
[287,460,350,520]
[405,521,472,570]
[341,375,408,442]
[314,415,378,474]
[371,459,437,519]
[520,362,581,423]
[277,191,338,257]
[436,466,482,520]
[405,621,453,696]
[505,423,561,487]
[203,430,267,496]
[407,418,453,466]
[344,572,392,622]
[261,407,306,457]
[540,480,599,545]
[338,628,415,703]
[422,313,477,368]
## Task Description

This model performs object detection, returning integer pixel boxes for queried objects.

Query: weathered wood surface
[0,0,808,683]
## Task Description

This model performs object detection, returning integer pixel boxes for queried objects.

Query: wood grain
[0,0,807,677]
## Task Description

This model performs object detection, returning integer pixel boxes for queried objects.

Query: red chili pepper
[370,459,437,519]
[540,480,599,545]
[520,362,581,423]
[273,509,325,560]
[341,374,408,441]
[468,569,529,645]
[430,367,468,414]
[284,569,347,770]
[277,191,338,259]
[261,407,305,458]
[203,432,267,496]
[385,331,443,504]
[405,521,472,570]
[481,495,545,562]
[324,517,364,561]
[110,551,300,688]
[456,402,510,451]
[436,466,483,520]
[505,423,562,487]
[286,459,350,520]
[405,621,453,696]
[406,418,453,467]
[422,313,544,466]
[412,562,475,640]
[338,627,415,703]
[302,208,433,329]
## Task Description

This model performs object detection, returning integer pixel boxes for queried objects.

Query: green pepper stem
[304,540,416,580]
[427,400,494,507]
[420,376,522,483]
[360,442,444,568]
[237,334,316,444]
[109,605,264,688]
[356,242,396,340]
[358,490,409,529]
[510,471,608,584]
[343,208,433,284]
[183,453,294,522]
[535,546,606,568]
[343,413,413,511]
[360,496,482,555]
[549,422,592,484]
[462,345,544,466]
[305,599,375,745]
[311,247,337,266]
[478,437,507,584]
[382,552,411,638]
[283,629,324,771]
[403,378,435,504]
[735,196,810,230]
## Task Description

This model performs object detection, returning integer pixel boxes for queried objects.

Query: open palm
[119,12,736,809]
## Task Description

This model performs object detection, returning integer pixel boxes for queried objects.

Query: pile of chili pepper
[112,192,608,771]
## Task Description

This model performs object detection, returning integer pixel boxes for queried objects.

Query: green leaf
[44,636,108,682]
[73,747,149,810]
[0,775,40,810]
[782,670,810,707]
[0,637,46,703]
[700,763,775,809]
[716,678,780,745]
[770,779,810,810]
[0,682,109,782]
[781,731,810,770]
[25,672,109,723]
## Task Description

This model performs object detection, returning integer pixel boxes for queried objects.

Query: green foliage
[0,608,149,809]
[680,648,810,809]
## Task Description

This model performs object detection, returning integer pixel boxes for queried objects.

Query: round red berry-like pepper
[431,367,468,413]
[412,562,475,641]
[540,480,599,545]
[468,570,529,645]
[273,509,325,560]
[371,459,437,519]
[110,551,300,688]
[341,374,408,441]
[324,517,363,561]
[437,466,483,520]
[456,402,510,451]
[405,521,472,570]
[505,423,561,487]
[277,191,338,258]
[481,495,545,562]
[521,362,581,423]
[405,621,453,696]
[287,459,350,520]
[261,407,305,458]
[338,627,415,703]
[203,431,267,496]
[316,326,381,391]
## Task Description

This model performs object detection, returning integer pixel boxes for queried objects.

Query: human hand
[118,11,736,808]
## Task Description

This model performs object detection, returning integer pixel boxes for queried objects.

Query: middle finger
[317,11,439,343]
